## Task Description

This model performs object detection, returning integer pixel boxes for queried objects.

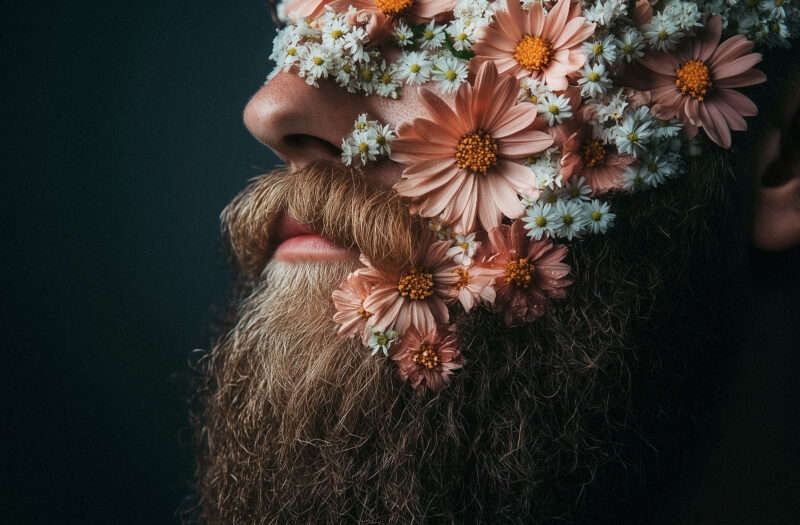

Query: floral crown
[266,0,797,392]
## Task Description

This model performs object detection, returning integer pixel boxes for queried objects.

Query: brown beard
[186,147,740,523]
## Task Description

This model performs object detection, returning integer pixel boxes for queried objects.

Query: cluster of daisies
[270,0,794,392]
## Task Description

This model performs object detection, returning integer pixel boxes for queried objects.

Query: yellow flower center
[374,0,413,16]
[676,59,713,101]
[358,306,372,318]
[455,130,499,175]
[287,47,297,56]
[581,138,607,167]
[563,214,573,226]
[535,216,547,227]
[505,257,535,288]
[398,269,435,300]
[413,343,440,369]
[452,268,471,290]
[313,57,324,66]
[591,211,602,221]
[331,29,343,39]
[410,63,421,73]
[445,70,457,81]
[588,72,600,82]
[361,69,374,82]
[514,35,554,72]
[381,72,393,84]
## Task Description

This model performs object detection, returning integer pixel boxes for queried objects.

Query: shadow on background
[2,2,798,524]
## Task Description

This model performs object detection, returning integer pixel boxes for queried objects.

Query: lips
[272,214,358,262]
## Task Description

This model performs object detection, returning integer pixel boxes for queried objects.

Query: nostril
[284,134,342,161]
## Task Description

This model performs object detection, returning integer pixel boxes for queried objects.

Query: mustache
[221,161,424,276]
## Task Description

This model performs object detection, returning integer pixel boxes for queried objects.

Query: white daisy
[394,22,414,48]
[446,18,476,51]
[373,123,396,156]
[322,17,349,47]
[521,203,562,240]
[397,51,433,84]
[654,118,683,139]
[643,16,685,51]
[446,233,478,266]
[559,176,593,201]
[584,199,616,234]
[616,28,645,63]
[343,26,369,62]
[367,328,399,356]
[420,20,446,50]
[432,56,468,94]
[578,62,612,98]
[538,92,573,127]
[583,35,617,65]
[621,165,649,192]
[374,63,401,99]
[615,111,654,157]
[553,200,589,240]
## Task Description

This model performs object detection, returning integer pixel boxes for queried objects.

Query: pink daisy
[471,0,595,91]
[476,220,573,326]
[281,0,330,20]
[329,0,454,25]
[332,269,375,343]
[360,233,460,335]
[390,324,464,392]
[638,15,767,148]
[391,60,554,234]
[439,263,496,312]
[555,106,635,191]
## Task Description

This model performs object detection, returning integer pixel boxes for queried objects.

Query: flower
[391,60,554,234]
[419,20,446,50]
[440,264,496,312]
[332,269,376,342]
[577,62,612,98]
[558,175,592,201]
[431,56,469,94]
[331,0,455,25]
[390,324,464,392]
[397,50,433,84]
[556,108,636,191]
[584,199,615,234]
[476,220,573,326]
[537,92,573,127]
[445,232,478,266]
[471,0,595,91]
[582,34,617,65]
[360,234,459,335]
[521,202,561,240]
[638,15,767,148]
[367,328,400,356]
[553,199,590,240]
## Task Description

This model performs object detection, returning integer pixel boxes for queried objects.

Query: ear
[751,94,800,251]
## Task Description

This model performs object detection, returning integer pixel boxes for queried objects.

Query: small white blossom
[585,199,616,234]
[559,176,593,201]
[578,62,612,98]
[583,35,617,65]
[394,22,414,48]
[522,203,562,240]
[367,328,399,356]
[420,20,446,49]
[432,56,469,94]
[397,51,433,84]
[343,26,369,62]
[643,16,685,51]
[554,199,589,240]
[621,165,649,192]
[615,110,655,156]
[446,233,479,266]
[447,18,477,50]
[616,28,645,63]
[538,92,573,127]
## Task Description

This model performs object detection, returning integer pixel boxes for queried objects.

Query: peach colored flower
[390,323,463,392]
[476,220,573,326]
[439,263,496,312]
[391,60,554,234]
[555,106,635,191]
[282,0,330,20]
[360,233,459,335]
[329,0,454,25]
[332,269,375,342]
[471,0,595,91]
[638,15,766,149]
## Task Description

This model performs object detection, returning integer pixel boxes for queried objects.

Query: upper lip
[274,213,318,242]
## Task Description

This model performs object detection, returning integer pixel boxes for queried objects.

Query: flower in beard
[477,220,573,326]
[555,107,635,191]
[390,323,464,392]
[360,234,459,335]
[638,15,766,148]
[471,0,595,91]
[440,264,496,312]
[391,60,554,234]
[330,0,455,25]
[332,269,375,342]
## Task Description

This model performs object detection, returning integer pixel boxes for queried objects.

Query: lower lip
[273,234,358,262]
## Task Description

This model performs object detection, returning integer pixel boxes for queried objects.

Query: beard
[186,147,741,523]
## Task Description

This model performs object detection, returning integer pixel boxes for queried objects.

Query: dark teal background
[3,3,799,524]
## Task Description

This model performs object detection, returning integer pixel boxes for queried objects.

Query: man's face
[188,6,800,523]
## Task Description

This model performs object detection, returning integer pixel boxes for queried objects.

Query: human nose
[243,71,365,168]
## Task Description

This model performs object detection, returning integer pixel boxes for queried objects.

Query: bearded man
[186,0,800,522]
